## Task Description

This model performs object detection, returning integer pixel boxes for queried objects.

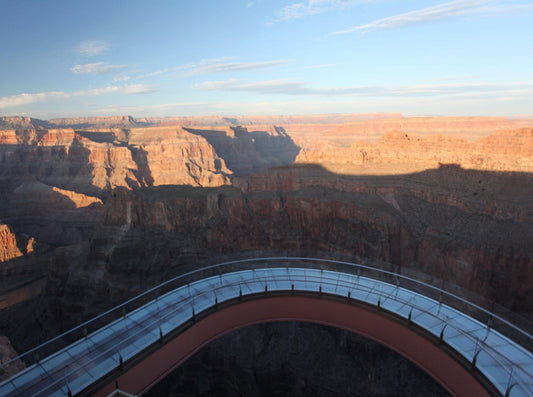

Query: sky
[0,0,532,118]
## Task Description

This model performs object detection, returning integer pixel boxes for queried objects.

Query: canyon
[0,114,532,394]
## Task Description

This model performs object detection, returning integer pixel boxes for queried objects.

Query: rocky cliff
[90,165,531,309]
[0,126,234,244]
[0,126,232,199]
[0,224,34,263]
[1,116,531,321]
[295,128,533,174]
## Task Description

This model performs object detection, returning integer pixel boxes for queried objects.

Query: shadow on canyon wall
[184,126,301,177]
[76,129,157,189]
[0,125,302,247]
[0,138,105,245]
[75,130,117,144]
[0,139,96,197]
[119,164,530,397]
[83,163,533,317]
[128,145,155,188]
[4,187,103,246]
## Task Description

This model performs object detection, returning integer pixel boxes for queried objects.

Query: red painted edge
[95,296,491,397]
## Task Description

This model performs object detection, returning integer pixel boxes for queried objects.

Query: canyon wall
[295,128,533,174]
[91,166,531,309]
[0,115,531,390]
[0,126,231,198]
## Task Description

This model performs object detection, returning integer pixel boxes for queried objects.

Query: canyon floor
[0,114,532,394]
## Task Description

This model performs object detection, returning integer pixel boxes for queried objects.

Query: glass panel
[40,351,73,374]
[444,330,478,360]
[475,350,508,394]
[0,380,17,395]
[411,311,446,336]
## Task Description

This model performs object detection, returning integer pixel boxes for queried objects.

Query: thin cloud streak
[304,63,337,69]
[139,58,287,79]
[0,84,156,109]
[75,40,110,57]
[138,57,237,78]
[277,0,362,21]
[113,74,131,82]
[196,78,533,97]
[70,62,126,75]
[334,0,529,34]
[191,60,288,74]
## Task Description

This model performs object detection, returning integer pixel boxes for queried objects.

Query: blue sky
[1,0,532,118]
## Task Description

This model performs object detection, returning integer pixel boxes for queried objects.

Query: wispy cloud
[75,40,110,57]
[0,84,156,109]
[70,62,126,75]
[192,60,287,74]
[277,0,360,21]
[334,0,533,34]
[113,74,131,82]
[139,57,287,79]
[138,57,236,78]
[198,79,311,94]
[196,78,533,97]
[304,63,337,69]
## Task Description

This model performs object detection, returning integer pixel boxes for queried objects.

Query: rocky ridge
[295,128,533,174]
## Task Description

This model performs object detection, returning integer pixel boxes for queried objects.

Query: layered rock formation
[82,165,529,311]
[0,126,231,199]
[0,126,235,244]
[0,224,34,263]
[183,125,300,176]
[1,114,404,130]
[295,128,533,174]
[0,117,51,130]
[1,115,531,322]
[47,115,145,129]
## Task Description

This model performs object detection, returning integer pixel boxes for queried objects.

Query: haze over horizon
[1,0,532,118]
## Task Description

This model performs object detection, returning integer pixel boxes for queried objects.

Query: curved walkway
[1,258,532,396]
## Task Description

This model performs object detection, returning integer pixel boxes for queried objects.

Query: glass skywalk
[1,258,532,396]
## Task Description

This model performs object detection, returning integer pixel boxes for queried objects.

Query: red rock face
[0,224,34,263]
[0,127,232,198]
[127,127,232,187]
[295,128,533,174]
